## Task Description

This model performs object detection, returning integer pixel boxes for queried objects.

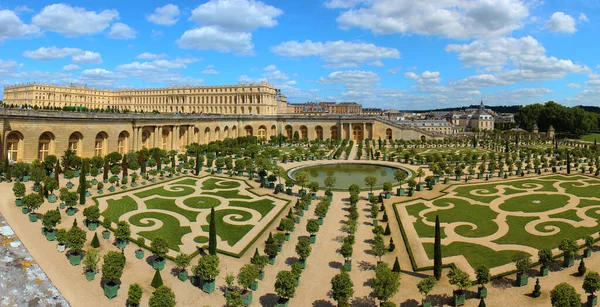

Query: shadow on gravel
[312,299,335,307]
[351,295,376,307]
[259,293,279,307]
[329,261,342,269]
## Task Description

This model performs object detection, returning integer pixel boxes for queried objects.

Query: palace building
[1,82,445,163]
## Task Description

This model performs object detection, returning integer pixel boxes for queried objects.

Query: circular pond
[288,163,409,190]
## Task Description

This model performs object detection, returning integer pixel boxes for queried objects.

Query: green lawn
[129,211,192,252]
[145,198,200,222]
[134,185,195,198]
[101,196,138,222]
[230,199,275,219]
[201,209,254,246]
[183,196,222,209]
[423,241,528,270]
[580,133,600,142]
[202,178,242,190]
[204,190,253,200]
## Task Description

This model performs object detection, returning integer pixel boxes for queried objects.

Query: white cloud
[262,65,288,80]
[579,13,589,22]
[136,52,168,60]
[0,60,21,75]
[450,74,511,90]
[317,70,380,91]
[271,40,399,67]
[0,9,40,41]
[177,26,253,54]
[405,71,442,84]
[23,47,102,64]
[151,29,164,39]
[116,58,198,74]
[77,68,125,87]
[387,66,402,74]
[369,60,384,67]
[190,0,283,31]
[324,0,369,8]
[107,22,136,39]
[446,36,545,69]
[567,83,582,88]
[62,64,81,72]
[14,6,33,13]
[545,12,576,33]
[201,68,219,75]
[32,4,119,36]
[333,0,529,39]
[147,4,180,26]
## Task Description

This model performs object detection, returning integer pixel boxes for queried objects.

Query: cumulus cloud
[147,4,180,26]
[62,64,81,71]
[579,13,589,22]
[107,22,136,39]
[32,3,119,36]
[136,52,168,60]
[324,0,369,8]
[177,26,253,54]
[201,66,219,75]
[405,71,442,84]
[0,9,40,41]
[545,12,577,33]
[23,47,102,64]
[271,40,399,67]
[332,0,529,39]
[567,83,582,88]
[317,70,380,91]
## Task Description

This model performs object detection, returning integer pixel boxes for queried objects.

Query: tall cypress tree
[103,159,109,182]
[54,160,61,186]
[434,215,442,280]
[195,152,201,175]
[209,207,217,255]
[566,151,571,174]
[79,166,86,205]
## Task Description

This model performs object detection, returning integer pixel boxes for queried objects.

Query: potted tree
[584,271,600,307]
[364,176,377,199]
[331,268,353,307]
[44,177,58,203]
[417,277,436,307]
[42,208,61,241]
[559,238,578,267]
[584,235,594,258]
[308,181,319,200]
[306,219,320,244]
[315,202,328,225]
[295,237,312,269]
[274,270,297,307]
[339,239,353,272]
[66,222,87,266]
[83,248,100,281]
[224,273,236,299]
[279,218,295,241]
[12,181,25,206]
[324,175,336,200]
[273,232,286,252]
[56,228,67,253]
[538,248,553,276]
[285,179,294,195]
[294,171,309,197]
[151,237,169,270]
[475,265,491,298]
[135,237,145,259]
[63,190,78,216]
[448,268,471,306]
[102,251,126,298]
[127,283,143,307]
[114,221,131,250]
[97,182,104,194]
[407,179,417,196]
[370,262,401,306]
[265,235,279,265]
[83,205,100,230]
[194,254,220,293]
[237,264,259,305]
[22,193,43,222]
[175,252,191,281]
[101,219,111,239]
[250,248,269,280]
[382,182,393,199]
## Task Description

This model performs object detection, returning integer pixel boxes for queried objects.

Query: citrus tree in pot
[174,252,191,281]
[339,238,353,272]
[448,267,471,306]
[83,205,100,231]
[306,219,320,244]
[114,221,131,250]
[101,219,111,239]
[584,235,594,258]
[12,181,25,206]
[274,270,297,307]
[331,267,353,307]
[583,271,600,307]
[417,277,437,307]
[538,248,553,276]
[66,221,87,266]
[369,262,401,306]
[194,254,220,294]
[250,248,269,280]
[56,228,67,253]
[559,238,578,267]
[295,237,312,269]
[62,190,78,216]
[101,251,126,298]
[83,248,100,281]
[43,176,58,203]
[237,264,259,305]
[135,237,145,259]
[22,193,43,222]
[41,208,61,241]
[475,265,491,298]
[151,237,169,271]
[127,283,143,307]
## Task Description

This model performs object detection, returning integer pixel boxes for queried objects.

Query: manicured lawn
[145,198,199,222]
[230,199,275,219]
[172,178,198,186]
[129,211,192,252]
[101,196,138,222]
[201,209,254,246]
[134,185,195,198]
[580,133,600,142]
[423,241,528,270]
[499,193,569,213]
[183,196,221,209]
[202,178,241,190]
[204,190,252,200]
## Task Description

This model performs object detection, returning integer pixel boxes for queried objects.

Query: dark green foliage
[392,257,401,273]
[434,215,442,280]
[388,238,395,252]
[382,212,388,222]
[209,207,217,255]
[532,278,541,298]
[579,259,587,276]
[91,232,100,248]
[478,298,486,307]
[151,269,163,289]
[79,166,86,205]
[383,224,391,235]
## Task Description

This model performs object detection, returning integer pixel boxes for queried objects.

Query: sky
[0,0,599,110]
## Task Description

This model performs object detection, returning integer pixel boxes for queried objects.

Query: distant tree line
[515,101,598,136]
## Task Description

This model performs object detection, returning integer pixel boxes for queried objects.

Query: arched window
[330,126,339,140]
[142,130,150,148]
[258,126,267,139]
[95,132,108,157]
[386,128,393,140]
[6,132,22,161]
[285,125,293,140]
[315,126,323,140]
[38,132,54,160]
[300,126,308,139]
[117,131,129,154]
[68,132,83,155]
[245,125,253,136]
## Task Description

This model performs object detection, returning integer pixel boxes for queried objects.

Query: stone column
[363,123,366,140]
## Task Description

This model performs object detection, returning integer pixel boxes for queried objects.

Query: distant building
[362,108,384,116]
[449,100,495,132]
[400,119,453,135]
[284,101,362,114]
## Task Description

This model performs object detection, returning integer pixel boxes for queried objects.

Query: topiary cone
[151,269,163,289]
[91,232,100,248]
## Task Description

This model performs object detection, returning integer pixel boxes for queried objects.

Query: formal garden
[96,176,288,256]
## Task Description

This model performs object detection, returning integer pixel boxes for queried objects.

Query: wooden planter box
[453,290,466,306]
[103,282,119,299]
[202,279,216,293]
[564,255,575,268]
[102,230,110,239]
[516,272,528,287]
[478,286,487,298]
[540,266,549,276]
[153,258,166,270]
[588,294,598,307]
[135,249,144,259]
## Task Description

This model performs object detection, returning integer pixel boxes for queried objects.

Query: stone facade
[3,82,281,115]
[0,110,440,162]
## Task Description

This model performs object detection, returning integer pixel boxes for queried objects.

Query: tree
[66,223,86,254]
[194,254,220,281]
[83,248,100,273]
[513,252,532,274]
[532,278,541,298]
[416,168,425,184]
[44,176,58,195]
[559,238,578,259]
[434,215,442,280]
[295,237,312,261]
[583,271,600,298]
[82,205,100,224]
[294,171,309,192]
[394,169,406,188]
[364,176,377,193]
[275,270,297,300]
[331,269,354,307]
[372,234,387,262]
[91,232,100,248]
[102,251,126,282]
[417,277,437,304]
[78,166,86,205]
[128,283,143,307]
[12,182,25,198]
[392,257,401,273]
[448,268,472,291]
[22,193,43,214]
[370,262,401,304]
[475,265,491,289]
[151,237,169,260]
[538,248,553,269]
[251,248,269,274]
[209,207,217,255]
[324,175,337,192]
[151,269,164,288]
[579,259,587,276]
[306,219,320,236]
[42,209,61,231]
[115,221,131,242]
[149,285,176,307]
[550,283,580,307]
[237,264,259,291]
[174,253,191,272]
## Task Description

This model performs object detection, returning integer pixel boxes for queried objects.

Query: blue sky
[0,0,599,109]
